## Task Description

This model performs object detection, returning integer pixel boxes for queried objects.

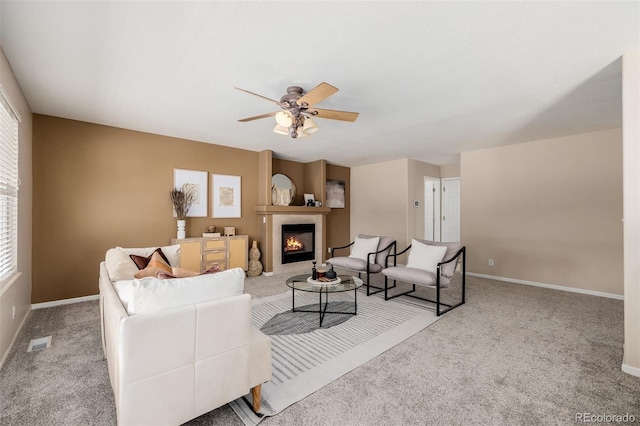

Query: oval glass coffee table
[286,274,364,326]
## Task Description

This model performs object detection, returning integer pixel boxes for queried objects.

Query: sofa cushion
[121,267,245,315]
[406,239,447,273]
[129,248,171,270]
[156,264,222,279]
[134,251,173,279]
[349,236,379,263]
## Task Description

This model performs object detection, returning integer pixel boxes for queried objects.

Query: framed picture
[304,193,315,205]
[326,179,345,208]
[173,169,207,217]
[212,174,241,218]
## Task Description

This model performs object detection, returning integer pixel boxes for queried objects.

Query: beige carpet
[1,269,638,425]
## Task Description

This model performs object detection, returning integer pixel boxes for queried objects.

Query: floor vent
[27,336,52,352]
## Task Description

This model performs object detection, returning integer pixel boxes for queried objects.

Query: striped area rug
[229,289,440,425]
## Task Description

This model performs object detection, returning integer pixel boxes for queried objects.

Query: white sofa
[99,246,272,425]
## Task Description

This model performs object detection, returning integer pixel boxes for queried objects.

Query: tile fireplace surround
[272,214,323,275]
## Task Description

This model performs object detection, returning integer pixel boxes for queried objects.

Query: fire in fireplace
[282,224,315,264]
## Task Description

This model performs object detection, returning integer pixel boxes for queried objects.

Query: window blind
[0,89,18,287]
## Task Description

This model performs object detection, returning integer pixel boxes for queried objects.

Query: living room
[1,1,639,424]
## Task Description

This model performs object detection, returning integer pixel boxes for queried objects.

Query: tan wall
[351,159,409,250]
[440,164,460,178]
[326,164,350,260]
[32,115,260,303]
[0,47,33,367]
[408,159,441,244]
[622,51,640,374]
[461,128,624,295]
[273,159,305,206]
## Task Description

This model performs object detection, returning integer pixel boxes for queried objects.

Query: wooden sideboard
[171,235,249,272]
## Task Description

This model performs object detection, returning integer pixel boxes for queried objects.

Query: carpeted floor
[1,270,639,425]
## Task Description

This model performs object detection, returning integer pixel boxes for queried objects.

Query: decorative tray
[306,276,342,287]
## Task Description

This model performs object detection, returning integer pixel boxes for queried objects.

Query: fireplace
[281,224,315,264]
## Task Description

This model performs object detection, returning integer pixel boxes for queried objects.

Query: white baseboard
[31,294,99,310]
[0,308,30,371]
[622,363,640,377]
[467,272,624,300]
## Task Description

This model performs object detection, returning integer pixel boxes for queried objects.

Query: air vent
[27,336,52,352]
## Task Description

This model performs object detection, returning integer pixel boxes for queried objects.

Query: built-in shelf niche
[256,150,330,272]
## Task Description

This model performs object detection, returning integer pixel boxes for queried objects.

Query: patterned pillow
[129,248,172,270]
[133,251,172,278]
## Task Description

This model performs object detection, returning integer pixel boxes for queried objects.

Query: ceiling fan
[235,82,359,138]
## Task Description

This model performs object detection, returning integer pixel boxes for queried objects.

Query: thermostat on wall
[413,200,420,208]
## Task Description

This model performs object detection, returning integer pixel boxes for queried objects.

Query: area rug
[229,289,440,425]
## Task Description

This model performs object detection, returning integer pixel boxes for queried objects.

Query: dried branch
[170,187,197,220]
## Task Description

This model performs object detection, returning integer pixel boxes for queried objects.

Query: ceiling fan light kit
[236,82,359,139]
[273,124,289,135]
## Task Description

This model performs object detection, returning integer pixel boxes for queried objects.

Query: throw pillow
[349,236,380,264]
[129,248,171,270]
[121,245,181,268]
[105,247,140,281]
[133,251,173,279]
[406,239,447,273]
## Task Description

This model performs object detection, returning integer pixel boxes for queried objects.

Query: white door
[424,177,441,241]
[441,178,460,242]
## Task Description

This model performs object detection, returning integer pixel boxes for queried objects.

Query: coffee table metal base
[291,286,358,327]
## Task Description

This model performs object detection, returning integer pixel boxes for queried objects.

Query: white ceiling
[1,1,638,167]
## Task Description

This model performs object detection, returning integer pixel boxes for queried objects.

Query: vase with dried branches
[170,188,196,239]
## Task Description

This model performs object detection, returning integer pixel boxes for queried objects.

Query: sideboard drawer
[204,239,226,251]
[204,250,226,262]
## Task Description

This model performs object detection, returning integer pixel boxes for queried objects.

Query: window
[0,87,19,287]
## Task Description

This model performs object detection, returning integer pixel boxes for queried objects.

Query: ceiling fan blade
[308,108,359,122]
[296,82,338,107]
[234,87,280,105]
[237,111,278,122]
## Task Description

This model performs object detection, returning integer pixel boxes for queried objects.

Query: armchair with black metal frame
[382,239,466,316]
[327,234,397,296]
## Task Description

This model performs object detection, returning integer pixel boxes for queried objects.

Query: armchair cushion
[382,266,443,287]
[326,256,384,273]
[406,239,447,273]
[412,239,462,278]
[349,236,380,263]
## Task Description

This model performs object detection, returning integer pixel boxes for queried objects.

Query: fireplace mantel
[255,205,330,215]
[256,207,327,275]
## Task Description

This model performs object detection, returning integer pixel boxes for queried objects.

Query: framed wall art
[212,174,241,218]
[173,168,208,217]
[326,179,345,208]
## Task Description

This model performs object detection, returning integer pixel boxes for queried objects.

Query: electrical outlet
[328,247,332,254]
[488,259,494,267]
